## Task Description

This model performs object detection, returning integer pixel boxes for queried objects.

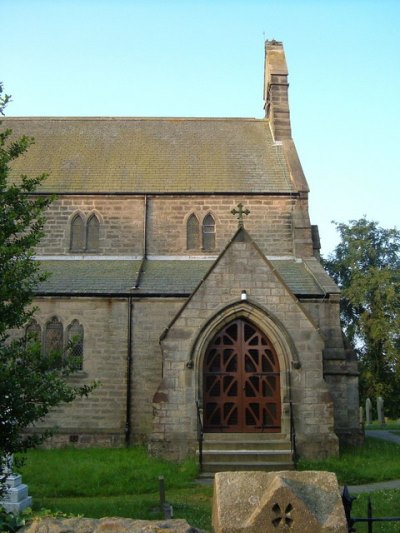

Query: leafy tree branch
[0,83,96,497]
[324,217,400,416]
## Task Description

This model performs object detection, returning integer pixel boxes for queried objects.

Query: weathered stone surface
[6,43,360,463]
[21,518,206,533]
[212,470,347,533]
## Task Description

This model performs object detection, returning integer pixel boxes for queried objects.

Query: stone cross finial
[231,203,250,228]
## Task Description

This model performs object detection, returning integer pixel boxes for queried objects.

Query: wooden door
[203,319,281,432]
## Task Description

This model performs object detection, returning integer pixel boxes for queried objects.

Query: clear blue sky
[3,0,399,255]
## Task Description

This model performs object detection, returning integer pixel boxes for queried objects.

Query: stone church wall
[29,297,129,447]
[37,196,144,256]
[36,194,313,258]
[301,298,361,445]
[147,195,299,257]
[129,298,184,442]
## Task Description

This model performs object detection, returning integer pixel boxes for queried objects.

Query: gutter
[125,297,133,445]
[34,291,190,298]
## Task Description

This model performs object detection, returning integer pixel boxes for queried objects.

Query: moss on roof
[36,260,141,293]
[4,117,294,194]
[36,258,336,296]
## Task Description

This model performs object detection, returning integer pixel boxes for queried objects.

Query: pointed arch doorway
[203,318,281,433]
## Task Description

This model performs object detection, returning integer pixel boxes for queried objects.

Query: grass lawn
[297,437,400,485]
[18,447,213,530]
[351,490,400,533]
[298,437,400,532]
[365,421,400,430]
[15,437,400,531]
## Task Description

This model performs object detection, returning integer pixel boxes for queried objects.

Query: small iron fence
[342,485,400,532]
[289,401,297,464]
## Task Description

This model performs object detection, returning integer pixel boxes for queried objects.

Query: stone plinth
[212,470,347,533]
[21,518,205,533]
[0,474,32,513]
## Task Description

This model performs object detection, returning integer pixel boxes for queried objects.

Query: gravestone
[212,470,347,533]
[365,398,372,424]
[377,396,385,424]
[359,406,364,426]
[0,455,32,513]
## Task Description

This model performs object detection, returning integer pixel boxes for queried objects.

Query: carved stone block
[212,470,347,533]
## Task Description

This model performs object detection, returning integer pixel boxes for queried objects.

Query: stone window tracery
[44,316,63,355]
[25,319,41,343]
[67,319,84,370]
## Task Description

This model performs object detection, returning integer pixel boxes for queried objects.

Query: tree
[324,217,400,417]
[0,84,95,496]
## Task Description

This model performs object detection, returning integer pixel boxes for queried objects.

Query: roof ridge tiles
[2,116,267,122]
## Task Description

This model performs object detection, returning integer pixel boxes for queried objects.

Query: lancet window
[67,319,84,370]
[44,316,63,355]
[25,319,42,343]
[25,317,85,371]
[186,212,216,251]
[202,213,216,251]
[86,214,100,252]
[187,214,200,250]
[70,214,85,252]
[70,212,100,252]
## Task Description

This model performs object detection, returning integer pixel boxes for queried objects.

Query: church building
[6,41,360,472]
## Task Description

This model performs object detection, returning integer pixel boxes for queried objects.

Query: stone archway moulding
[187,299,301,405]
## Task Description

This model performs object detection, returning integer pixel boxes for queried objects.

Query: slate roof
[4,117,294,193]
[36,260,142,294]
[35,258,338,296]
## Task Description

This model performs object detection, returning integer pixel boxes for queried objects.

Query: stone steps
[199,461,294,475]
[198,433,294,475]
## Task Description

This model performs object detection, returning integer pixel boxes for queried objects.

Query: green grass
[32,487,213,530]
[19,447,198,497]
[365,421,400,430]
[297,438,400,531]
[298,437,400,485]
[15,437,400,531]
[18,447,213,530]
[351,490,400,533]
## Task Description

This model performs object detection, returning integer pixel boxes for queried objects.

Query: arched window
[86,214,100,252]
[202,214,216,251]
[44,316,63,355]
[70,214,85,252]
[187,214,200,250]
[25,319,41,343]
[67,320,84,370]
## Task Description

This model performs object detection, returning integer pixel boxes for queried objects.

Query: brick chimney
[264,40,292,141]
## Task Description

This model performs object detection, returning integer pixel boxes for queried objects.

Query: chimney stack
[264,40,292,141]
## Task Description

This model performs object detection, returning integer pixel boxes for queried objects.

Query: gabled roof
[158,226,325,338]
[4,117,295,194]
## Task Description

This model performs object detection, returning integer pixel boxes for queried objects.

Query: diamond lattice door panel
[203,319,281,433]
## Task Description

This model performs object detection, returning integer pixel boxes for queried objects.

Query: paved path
[365,429,400,445]
[347,430,400,494]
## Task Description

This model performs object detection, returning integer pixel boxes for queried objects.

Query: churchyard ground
[15,436,400,532]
